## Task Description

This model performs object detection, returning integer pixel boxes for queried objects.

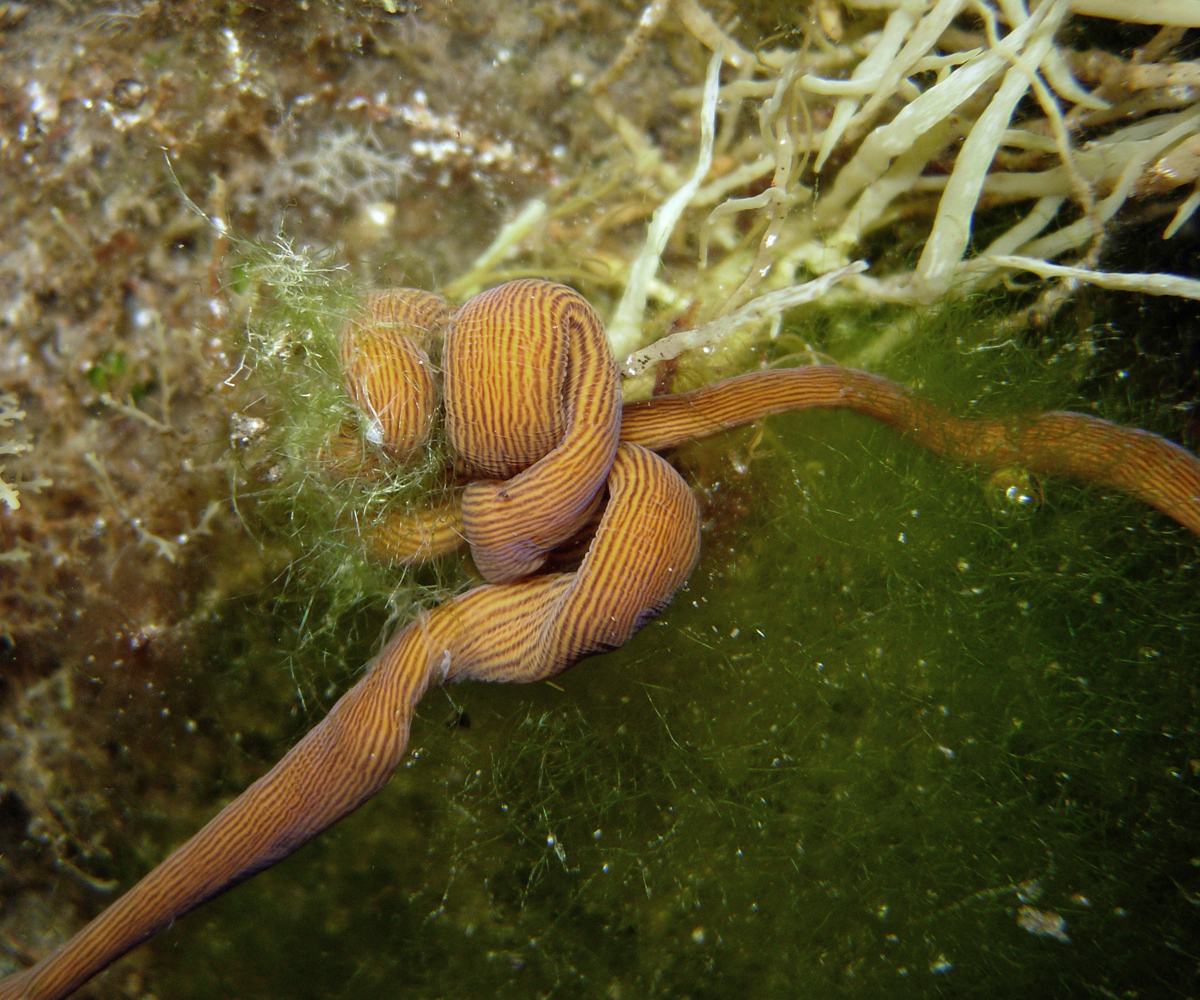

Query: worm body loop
[445,280,621,583]
[340,288,448,461]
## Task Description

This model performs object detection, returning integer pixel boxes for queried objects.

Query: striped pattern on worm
[620,366,1200,535]
[5,279,1200,1000]
[341,288,448,460]
[0,444,697,1000]
[445,279,621,583]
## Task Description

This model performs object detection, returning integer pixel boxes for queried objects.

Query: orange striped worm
[340,288,447,460]
[0,443,698,1000]
[444,279,621,583]
[0,283,685,1000]
[362,496,466,565]
[356,310,1200,565]
[5,279,1200,1000]
[620,366,1200,535]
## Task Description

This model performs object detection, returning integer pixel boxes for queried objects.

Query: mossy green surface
[139,294,1199,999]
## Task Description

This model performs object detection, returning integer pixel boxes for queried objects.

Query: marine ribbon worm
[620,366,1200,535]
[445,279,621,583]
[4,281,1200,1000]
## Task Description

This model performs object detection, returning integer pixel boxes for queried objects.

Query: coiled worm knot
[6,278,1200,1000]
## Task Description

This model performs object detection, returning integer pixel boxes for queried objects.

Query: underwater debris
[1016,904,1071,943]
[0,393,47,513]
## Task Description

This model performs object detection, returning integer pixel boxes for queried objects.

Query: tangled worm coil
[4,279,1199,1000]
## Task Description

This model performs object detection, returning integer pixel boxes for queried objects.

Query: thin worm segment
[620,367,1200,533]
[3,281,1199,1000]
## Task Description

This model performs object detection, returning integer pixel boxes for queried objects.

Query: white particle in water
[1017,905,1070,943]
